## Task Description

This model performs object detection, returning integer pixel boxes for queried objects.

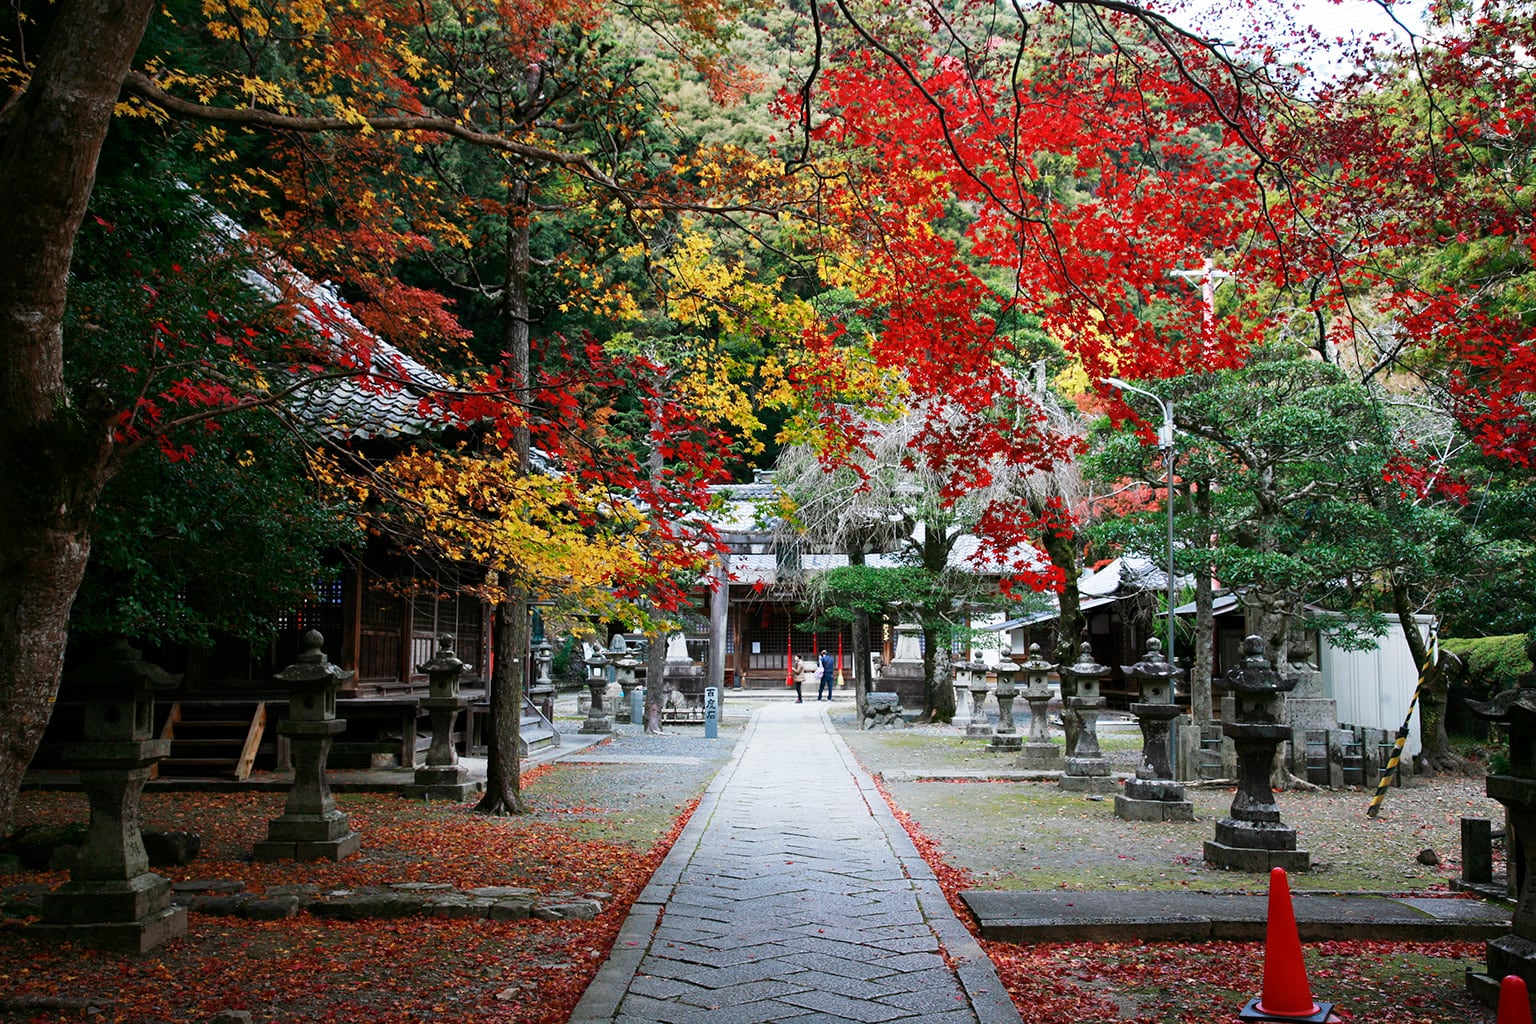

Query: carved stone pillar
[254,631,361,862]
[35,641,187,952]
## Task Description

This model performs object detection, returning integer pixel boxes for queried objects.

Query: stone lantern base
[1059,758,1117,794]
[989,731,1022,752]
[253,810,361,862]
[1468,936,1536,1011]
[1115,778,1194,821]
[34,874,188,953]
[1204,819,1311,872]
[1018,741,1063,769]
[404,764,483,802]
[579,710,613,735]
[965,713,993,739]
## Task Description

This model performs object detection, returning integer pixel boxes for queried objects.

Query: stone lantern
[1203,635,1310,872]
[1058,640,1115,794]
[952,655,983,731]
[35,640,187,952]
[580,648,612,734]
[965,660,994,739]
[1018,643,1063,769]
[612,637,642,725]
[529,602,556,723]
[989,648,1023,751]
[405,634,479,801]
[254,630,360,862]
[1466,634,1536,1010]
[1115,637,1193,822]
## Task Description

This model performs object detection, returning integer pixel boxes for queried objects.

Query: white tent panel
[1317,615,1433,758]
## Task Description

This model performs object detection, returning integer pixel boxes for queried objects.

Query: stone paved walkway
[569,701,1022,1024]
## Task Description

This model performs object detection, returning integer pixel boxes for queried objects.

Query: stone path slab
[962,889,1511,943]
[568,702,1022,1024]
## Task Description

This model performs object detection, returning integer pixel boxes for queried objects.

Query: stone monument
[1017,644,1063,769]
[989,648,1023,752]
[952,653,983,731]
[580,647,612,734]
[876,623,927,713]
[405,634,480,801]
[34,640,188,952]
[1115,638,1193,822]
[1058,641,1115,794]
[1203,636,1310,872]
[254,630,361,862]
[662,632,706,710]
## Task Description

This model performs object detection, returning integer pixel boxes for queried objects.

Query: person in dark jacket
[817,649,836,701]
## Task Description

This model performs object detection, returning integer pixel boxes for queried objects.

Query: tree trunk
[645,628,665,734]
[1035,504,1082,753]
[0,0,157,824]
[1190,480,1217,725]
[848,547,871,719]
[933,646,955,723]
[476,182,533,815]
[477,597,528,815]
[1393,581,1465,774]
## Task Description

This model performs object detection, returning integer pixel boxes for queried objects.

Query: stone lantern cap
[418,633,470,701]
[992,649,1020,696]
[1060,640,1109,699]
[66,639,182,745]
[68,638,183,696]
[1468,685,1536,779]
[276,631,354,686]
[1019,643,1056,694]
[1121,637,1182,704]
[953,653,985,686]
[1215,635,1295,694]
[417,633,469,678]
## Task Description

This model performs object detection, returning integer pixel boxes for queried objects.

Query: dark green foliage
[1443,634,1535,702]
[64,148,361,646]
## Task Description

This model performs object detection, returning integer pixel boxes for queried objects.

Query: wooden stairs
[155,702,266,780]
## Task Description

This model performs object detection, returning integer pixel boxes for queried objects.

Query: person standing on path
[793,656,815,702]
[817,649,836,701]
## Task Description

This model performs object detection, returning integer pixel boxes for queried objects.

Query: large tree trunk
[921,625,956,722]
[476,183,533,815]
[478,597,528,814]
[0,0,157,824]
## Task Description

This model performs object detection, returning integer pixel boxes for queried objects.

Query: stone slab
[1204,840,1311,874]
[1114,794,1195,822]
[252,832,361,863]
[29,905,187,953]
[961,890,1511,943]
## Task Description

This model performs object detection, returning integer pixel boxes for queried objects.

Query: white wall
[1318,615,1434,757]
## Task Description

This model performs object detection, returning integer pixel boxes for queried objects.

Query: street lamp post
[1105,377,1177,672]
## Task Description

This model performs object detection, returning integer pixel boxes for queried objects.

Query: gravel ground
[833,711,1505,894]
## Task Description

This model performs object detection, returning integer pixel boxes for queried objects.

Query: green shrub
[1443,634,1535,702]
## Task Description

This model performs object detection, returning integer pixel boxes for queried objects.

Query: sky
[1166,0,1431,80]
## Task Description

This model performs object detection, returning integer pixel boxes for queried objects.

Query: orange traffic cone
[1498,975,1532,1024]
[1239,867,1333,1023]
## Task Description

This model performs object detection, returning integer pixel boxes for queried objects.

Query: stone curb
[0,879,606,924]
